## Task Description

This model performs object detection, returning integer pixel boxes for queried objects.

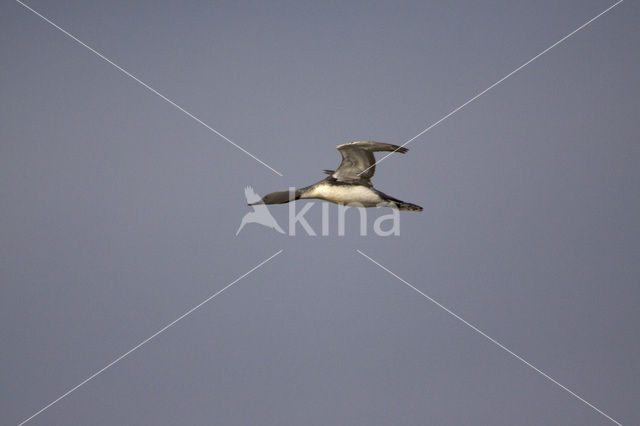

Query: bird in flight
[251,141,423,211]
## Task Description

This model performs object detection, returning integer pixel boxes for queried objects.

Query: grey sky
[1,0,639,424]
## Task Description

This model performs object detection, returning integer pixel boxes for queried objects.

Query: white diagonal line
[16,0,283,177]
[18,249,284,426]
[356,249,622,426]
[358,0,623,176]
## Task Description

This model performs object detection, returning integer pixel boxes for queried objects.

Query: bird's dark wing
[332,141,408,184]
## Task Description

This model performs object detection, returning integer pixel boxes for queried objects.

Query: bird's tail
[395,201,423,212]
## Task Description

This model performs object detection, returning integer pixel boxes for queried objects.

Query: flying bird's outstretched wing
[244,186,261,204]
[332,141,407,185]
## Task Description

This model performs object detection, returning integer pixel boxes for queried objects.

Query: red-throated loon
[251,141,423,211]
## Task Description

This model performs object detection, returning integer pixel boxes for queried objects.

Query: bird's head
[249,190,298,206]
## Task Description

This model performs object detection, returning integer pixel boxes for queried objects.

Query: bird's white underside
[300,183,387,207]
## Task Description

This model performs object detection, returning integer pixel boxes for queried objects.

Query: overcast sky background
[2,0,639,424]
